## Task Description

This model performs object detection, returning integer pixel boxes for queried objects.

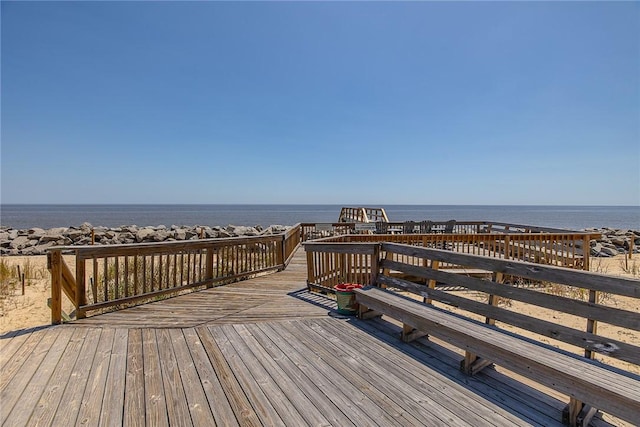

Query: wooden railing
[301,220,597,241]
[307,232,592,273]
[48,224,302,324]
[304,241,640,368]
[338,207,389,223]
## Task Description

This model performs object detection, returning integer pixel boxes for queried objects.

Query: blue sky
[2,1,639,205]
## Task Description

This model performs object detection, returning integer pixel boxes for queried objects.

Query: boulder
[10,235,31,249]
[28,228,47,239]
[136,228,156,242]
[39,230,66,244]
[600,247,619,257]
[152,230,171,242]
[64,229,86,241]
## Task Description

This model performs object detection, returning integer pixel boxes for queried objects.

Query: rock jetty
[0,223,291,256]
[1,224,637,257]
[585,228,640,257]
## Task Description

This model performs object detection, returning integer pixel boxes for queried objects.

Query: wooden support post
[563,397,584,427]
[485,272,504,326]
[49,251,62,325]
[18,265,25,295]
[306,250,315,291]
[276,238,285,270]
[401,323,427,343]
[423,260,439,304]
[581,236,589,271]
[461,351,478,375]
[380,250,393,289]
[76,256,86,319]
[358,303,382,320]
[91,228,95,245]
[205,247,214,287]
[585,289,598,359]
[629,237,634,260]
[370,244,380,286]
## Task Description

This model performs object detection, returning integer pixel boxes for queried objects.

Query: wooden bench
[353,242,640,427]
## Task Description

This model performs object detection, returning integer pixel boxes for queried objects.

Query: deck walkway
[0,250,622,426]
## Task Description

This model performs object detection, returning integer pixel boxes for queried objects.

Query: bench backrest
[377,242,640,368]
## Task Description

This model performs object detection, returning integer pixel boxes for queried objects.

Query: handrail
[338,207,389,223]
[304,241,640,367]
[47,224,301,324]
[306,232,592,271]
[301,221,599,241]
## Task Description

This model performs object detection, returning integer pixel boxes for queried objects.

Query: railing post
[370,244,381,286]
[504,235,511,260]
[306,249,315,290]
[582,236,590,271]
[76,254,86,319]
[49,250,62,325]
[277,236,286,270]
[205,246,214,287]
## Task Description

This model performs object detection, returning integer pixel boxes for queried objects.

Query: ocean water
[0,204,638,231]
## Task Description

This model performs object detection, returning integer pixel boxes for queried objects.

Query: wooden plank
[382,242,640,297]
[124,329,145,427]
[156,328,192,426]
[316,318,535,427]
[306,318,520,427]
[219,325,311,426]
[355,286,640,424]
[0,327,51,391]
[0,329,31,369]
[353,316,564,426]
[244,322,379,427]
[381,259,640,332]
[1,327,73,425]
[76,328,115,427]
[195,326,262,427]
[100,328,128,426]
[168,329,217,426]
[182,328,238,427]
[29,328,89,426]
[142,328,169,427]
[272,321,432,427]
[207,326,285,426]
[50,328,102,426]
[375,274,640,365]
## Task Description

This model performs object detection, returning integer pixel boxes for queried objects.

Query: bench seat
[354,286,640,426]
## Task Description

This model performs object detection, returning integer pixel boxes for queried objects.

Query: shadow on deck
[0,250,621,426]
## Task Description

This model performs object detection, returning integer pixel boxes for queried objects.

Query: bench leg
[461,351,494,375]
[562,398,599,427]
[401,324,428,343]
[358,304,382,320]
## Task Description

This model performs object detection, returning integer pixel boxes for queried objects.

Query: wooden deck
[0,250,622,426]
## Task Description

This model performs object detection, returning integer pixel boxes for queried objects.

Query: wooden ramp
[0,250,623,426]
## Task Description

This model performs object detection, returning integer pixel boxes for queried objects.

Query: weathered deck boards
[0,250,627,426]
[1,316,624,427]
[68,249,331,328]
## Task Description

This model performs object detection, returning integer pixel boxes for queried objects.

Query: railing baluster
[114,256,119,300]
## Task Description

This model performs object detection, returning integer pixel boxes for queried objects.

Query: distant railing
[302,220,590,240]
[338,207,389,223]
[47,224,302,324]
